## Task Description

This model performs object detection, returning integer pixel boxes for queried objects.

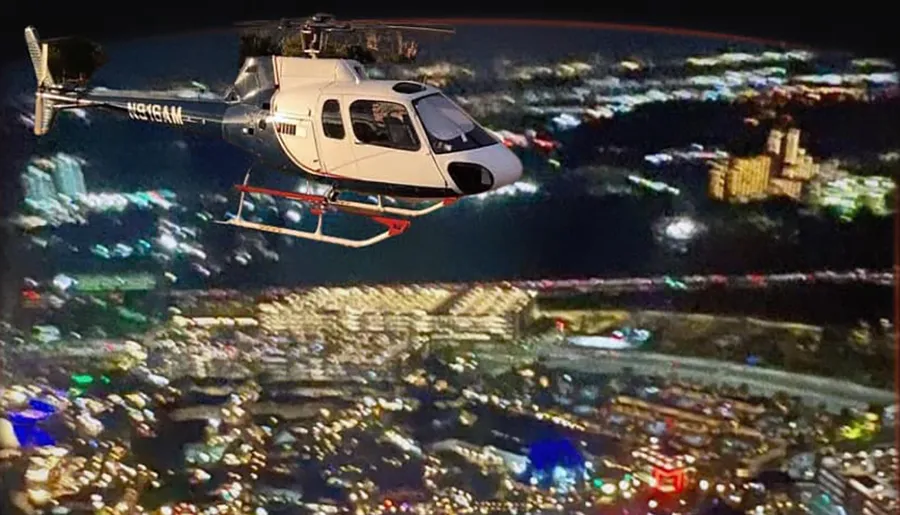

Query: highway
[511,268,894,295]
[535,344,896,412]
[174,268,894,301]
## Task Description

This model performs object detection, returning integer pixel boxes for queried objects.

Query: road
[535,344,895,412]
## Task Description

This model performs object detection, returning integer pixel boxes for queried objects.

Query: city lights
[1,26,896,515]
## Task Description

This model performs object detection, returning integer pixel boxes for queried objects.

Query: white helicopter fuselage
[25,25,522,248]
[237,56,523,198]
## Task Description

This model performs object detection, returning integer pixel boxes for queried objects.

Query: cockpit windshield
[413,94,498,154]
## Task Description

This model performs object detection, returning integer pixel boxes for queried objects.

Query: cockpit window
[413,94,498,155]
[349,100,420,152]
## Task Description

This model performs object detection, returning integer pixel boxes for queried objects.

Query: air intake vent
[448,162,494,195]
[275,122,296,135]
[392,81,426,94]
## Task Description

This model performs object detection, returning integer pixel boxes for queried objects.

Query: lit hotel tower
[0,417,20,449]
[708,155,772,202]
[709,127,819,202]
[783,128,801,164]
[766,129,785,155]
[50,153,86,198]
[21,165,57,203]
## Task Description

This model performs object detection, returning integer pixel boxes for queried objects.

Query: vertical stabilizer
[24,26,59,136]
[25,27,55,88]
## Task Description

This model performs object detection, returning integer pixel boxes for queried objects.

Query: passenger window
[349,100,420,152]
[322,99,345,139]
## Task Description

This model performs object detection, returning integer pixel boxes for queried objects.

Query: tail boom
[25,25,227,136]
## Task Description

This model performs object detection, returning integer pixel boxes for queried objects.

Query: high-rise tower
[21,165,57,202]
[783,128,801,164]
[766,129,785,155]
[50,153,86,198]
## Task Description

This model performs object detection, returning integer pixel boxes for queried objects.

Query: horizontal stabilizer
[33,94,58,136]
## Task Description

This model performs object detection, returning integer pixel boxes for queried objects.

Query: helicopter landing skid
[291,184,458,218]
[214,174,453,248]
[217,215,407,248]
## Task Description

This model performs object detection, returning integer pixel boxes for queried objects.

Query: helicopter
[23,14,523,248]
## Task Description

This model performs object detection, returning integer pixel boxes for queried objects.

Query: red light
[384,500,393,507]
[652,465,686,493]
[555,319,566,332]
[532,137,557,150]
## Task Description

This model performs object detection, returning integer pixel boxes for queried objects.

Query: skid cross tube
[234,184,457,218]
[216,171,415,248]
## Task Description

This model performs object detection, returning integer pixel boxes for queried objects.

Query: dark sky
[1,1,897,62]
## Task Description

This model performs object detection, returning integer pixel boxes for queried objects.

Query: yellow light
[26,468,50,483]
[28,488,52,505]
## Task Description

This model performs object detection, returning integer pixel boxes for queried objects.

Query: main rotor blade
[236,18,302,29]
[350,20,455,34]
[235,20,276,27]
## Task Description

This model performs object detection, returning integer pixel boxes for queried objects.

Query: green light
[72,374,94,385]
[101,375,111,384]
[593,478,604,487]
[624,474,632,481]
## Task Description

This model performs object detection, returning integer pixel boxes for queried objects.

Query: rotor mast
[236,13,454,61]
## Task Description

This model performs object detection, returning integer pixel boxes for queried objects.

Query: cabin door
[346,98,446,190]
[313,97,358,178]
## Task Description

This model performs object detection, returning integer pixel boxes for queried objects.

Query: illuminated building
[71,273,158,292]
[708,161,727,200]
[782,152,819,181]
[809,175,895,220]
[784,128,801,164]
[708,127,820,203]
[630,444,694,493]
[0,417,20,449]
[525,438,586,493]
[22,165,57,203]
[610,395,785,479]
[8,408,56,447]
[255,285,537,341]
[766,129,785,155]
[883,404,897,427]
[708,155,773,202]
[813,449,898,515]
[730,155,772,200]
[768,177,805,200]
[50,153,87,198]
